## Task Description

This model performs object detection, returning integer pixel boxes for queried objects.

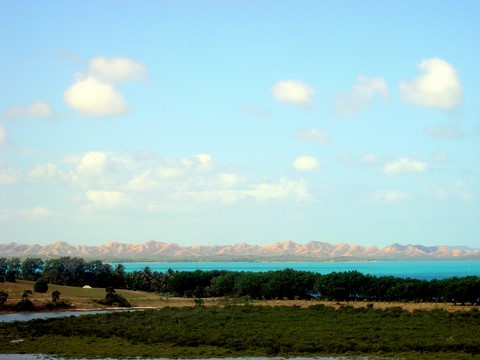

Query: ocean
[115,260,480,280]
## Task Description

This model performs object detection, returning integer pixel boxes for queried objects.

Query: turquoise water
[116,260,480,280]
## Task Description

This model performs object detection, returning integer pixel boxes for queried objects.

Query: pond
[0,309,130,323]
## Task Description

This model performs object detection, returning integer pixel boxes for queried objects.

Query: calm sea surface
[115,260,480,280]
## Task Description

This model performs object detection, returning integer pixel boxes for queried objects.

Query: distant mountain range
[0,240,479,261]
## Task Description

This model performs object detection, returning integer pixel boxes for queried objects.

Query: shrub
[96,287,131,307]
[193,297,204,307]
[0,290,8,308]
[13,299,35,311]
[45,299,70,310]
[34,278,49,293]
[5,270,16,282]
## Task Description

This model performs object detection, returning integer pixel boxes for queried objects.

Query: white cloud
[453,180,474,203]
[432,151,449,163]
[370,190,410,204]
[64,56,148,116]
[29,151,311,212]
[64,76,127,116]
[84,190,130,210]
[335,75,389,116]
[2,101,53,119]
[297,127,331,145]
[399,58,462,110]
[0,125,5,145]
[0,165,20,185]
[271,80,314,107]
[293,155,321,172]
[75,151,108,177]
[182,153,213,172]
[0,206,57,221]
[88,56,148,83]
[29,163,67,182]
[248,178,309,201]
[360,154,379,164]
[383,157,428,175]
[424,124,465,140]
[219,173,242,187]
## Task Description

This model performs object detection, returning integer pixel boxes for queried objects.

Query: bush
[96,287,131,307]
[12,299,35,312]
[0,290,8,308]
[34,278,49,293]
[45,299,70,310]
[5,270,16,282]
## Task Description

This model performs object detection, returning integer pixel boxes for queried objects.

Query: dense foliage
[1,306,479,359]
[1,256,480,304]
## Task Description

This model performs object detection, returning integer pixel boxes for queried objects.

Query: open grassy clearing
[1,280,478,312]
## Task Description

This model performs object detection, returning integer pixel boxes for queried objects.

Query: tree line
[1,256,479,304]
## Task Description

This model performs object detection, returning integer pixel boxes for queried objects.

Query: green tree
[52,290,61,302]
[22,289,33,301]
[0,290,8,308]
[0,257,8,276]
[34,278,49,293]
[21,257,44,281]
[7,257,21,274]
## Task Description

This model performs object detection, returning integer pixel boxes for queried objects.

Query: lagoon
[115,260,480,280]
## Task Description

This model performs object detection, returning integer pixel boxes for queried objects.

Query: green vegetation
[33,278,48,293]
[2,256,479,305]
[94,286,131,307]
[1,305,479,359]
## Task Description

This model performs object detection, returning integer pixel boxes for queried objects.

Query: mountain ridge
[1,240,479,261]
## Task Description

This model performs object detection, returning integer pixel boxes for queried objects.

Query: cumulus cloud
[335,75,389,116]
[383,157,428,175]
[271,80,314,107]
[29,163,66,181]
[0,125,5,145]
[0,167,20,185]
[400,58,462,110]
[2,101,53,119]
[64,76,127,116]
[297,127,331,145]
[0,206,57,221]
[64,56,147,116]
[293,155,321,172]
[84,190,130,210]
[424,124,465,140]
[247,178,309,201]
[88,56,148,83]
[29,150,311,212]
[370,190,410,204]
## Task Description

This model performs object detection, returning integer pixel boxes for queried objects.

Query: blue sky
[0,1,479,248]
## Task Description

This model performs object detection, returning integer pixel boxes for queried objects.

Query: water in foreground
[0,309,123,323]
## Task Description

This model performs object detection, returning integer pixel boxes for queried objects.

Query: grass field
[1,280,477,313]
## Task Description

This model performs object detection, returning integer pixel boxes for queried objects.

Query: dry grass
[1,279,476,313]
